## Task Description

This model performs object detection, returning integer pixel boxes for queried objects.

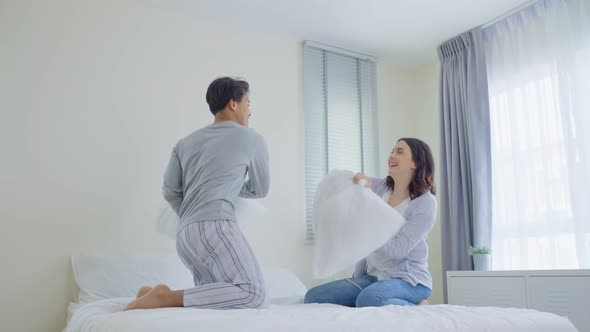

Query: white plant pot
[473,254,492,271]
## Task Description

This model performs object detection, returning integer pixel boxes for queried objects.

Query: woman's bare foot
[123,284,183,311]
[417,299,429,305]
[136,286,152,298]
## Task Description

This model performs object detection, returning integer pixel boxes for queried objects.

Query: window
[489,72,585,269]
[303,41,379,244]
[489,63,590,269]
[485,5,590,269]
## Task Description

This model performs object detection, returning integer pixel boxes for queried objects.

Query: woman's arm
[368,176,386,195]
[353,259,367,277]
[353,173,387,195]
[375,195,437,259]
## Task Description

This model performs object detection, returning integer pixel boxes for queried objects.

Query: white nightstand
[447,269,590,332]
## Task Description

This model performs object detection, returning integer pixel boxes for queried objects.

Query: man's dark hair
[205,77,249,115]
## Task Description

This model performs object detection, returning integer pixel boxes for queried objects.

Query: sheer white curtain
[483,0,590,270]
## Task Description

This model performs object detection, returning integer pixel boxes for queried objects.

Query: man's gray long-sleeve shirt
[163,121,270,231]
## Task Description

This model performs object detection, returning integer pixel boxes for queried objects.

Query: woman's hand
[353,172,372,188]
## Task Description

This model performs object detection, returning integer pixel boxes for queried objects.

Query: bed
[63,254,578,332]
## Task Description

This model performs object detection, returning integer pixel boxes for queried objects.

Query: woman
[304,138,436,307]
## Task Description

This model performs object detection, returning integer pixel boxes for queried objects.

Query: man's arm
[240,136,270,198]
[162,148,184,215]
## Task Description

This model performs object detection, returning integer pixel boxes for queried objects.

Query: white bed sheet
[64,297,577,332]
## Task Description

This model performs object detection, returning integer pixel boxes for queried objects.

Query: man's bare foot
[417,299,429,305]
[136,286,152,298]
[123,284,183,311]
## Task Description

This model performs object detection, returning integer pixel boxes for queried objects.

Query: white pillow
[312,170,405,278]
[71,254,307,304]
[261,266,307,301]
[72,253,194,304]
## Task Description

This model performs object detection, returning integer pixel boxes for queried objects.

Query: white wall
[377,61,442,304]
[1,1,306,331]
[413,62,442,305]
[0,1,441,331]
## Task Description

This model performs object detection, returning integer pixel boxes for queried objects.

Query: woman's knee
[304,286,323,304]
[384,298,412,306]
[355,281,407,307]
[356,294,413,307]
[304,278,367,306]
[304,283,341,304]
[355,291,383,307]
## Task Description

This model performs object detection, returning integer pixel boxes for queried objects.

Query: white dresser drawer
[448,276,527,308]
[528,276,590,332]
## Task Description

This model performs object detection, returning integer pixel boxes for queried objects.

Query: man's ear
[227,100,237,111]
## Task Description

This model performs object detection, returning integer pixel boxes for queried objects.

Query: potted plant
[468,246,492,271]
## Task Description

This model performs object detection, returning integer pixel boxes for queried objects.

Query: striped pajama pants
[176,220,268,309]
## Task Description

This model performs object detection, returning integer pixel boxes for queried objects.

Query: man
[125,77,270,310]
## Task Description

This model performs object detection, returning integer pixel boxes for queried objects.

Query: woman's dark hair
[205,77,249,115]
[386,138,436,199]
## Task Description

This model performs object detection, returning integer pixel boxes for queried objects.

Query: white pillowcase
[262,266,308,302]
[71,253,306,304]
[72,253,194,304]
[312,170,406,278]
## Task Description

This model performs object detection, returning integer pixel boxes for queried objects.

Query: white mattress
[64,297,577,332]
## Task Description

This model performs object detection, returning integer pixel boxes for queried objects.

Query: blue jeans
[304,275,431,307]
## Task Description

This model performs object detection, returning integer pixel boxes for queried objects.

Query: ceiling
[153,0,533,64]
